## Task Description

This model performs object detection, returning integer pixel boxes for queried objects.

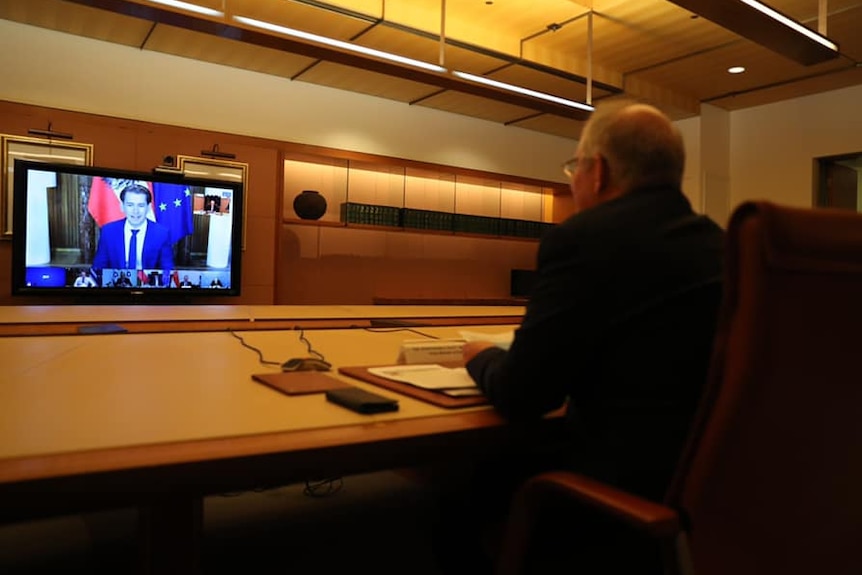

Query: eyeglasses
[561,156,580,178]
[561,155,599,177]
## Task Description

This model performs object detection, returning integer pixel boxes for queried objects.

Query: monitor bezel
[10,158,245,303]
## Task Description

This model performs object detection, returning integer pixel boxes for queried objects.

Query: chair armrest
[496,471,682,575]
[521,471,680,536]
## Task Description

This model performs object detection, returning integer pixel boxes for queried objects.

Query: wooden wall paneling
[454,175,502,217]
[346,161,406,208]
[0,240,10,301]
[275,154,565,304]
[552,190,575,223]
[0,99,562,306]
[277,223,319,304]
[277,222,540,304]
[0,100,279,305]
[404,168,456,212]
[242,214,278,303]
[500,183,543,221]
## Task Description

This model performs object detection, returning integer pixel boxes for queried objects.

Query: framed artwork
[1,134,94,237]
[177,155,249,250]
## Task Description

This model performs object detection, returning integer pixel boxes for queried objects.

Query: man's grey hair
[578,99,685,191]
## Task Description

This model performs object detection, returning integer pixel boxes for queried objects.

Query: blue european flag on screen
[153,183,193,244]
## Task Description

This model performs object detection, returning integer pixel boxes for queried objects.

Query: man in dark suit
[438,101,725,574]
[92,184,174,273]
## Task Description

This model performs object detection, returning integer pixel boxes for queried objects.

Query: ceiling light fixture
[728,66,746,74]
[233,16,446,73]
[233,15,589,116]
[739,0,837,52]
[452,71,595,113]
[144,0,223,18]
[668,0,839,65]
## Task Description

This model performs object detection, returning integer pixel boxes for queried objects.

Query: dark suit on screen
[92,219,175,271]
[466,184,725,501]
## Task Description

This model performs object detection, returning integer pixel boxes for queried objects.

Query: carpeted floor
[0,470,447,575]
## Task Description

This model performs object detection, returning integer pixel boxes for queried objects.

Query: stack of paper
[368,364,477,390]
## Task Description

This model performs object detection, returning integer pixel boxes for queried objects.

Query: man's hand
[462,341,496,363]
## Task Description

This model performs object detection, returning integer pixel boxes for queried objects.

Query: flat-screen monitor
[11,159,244,302]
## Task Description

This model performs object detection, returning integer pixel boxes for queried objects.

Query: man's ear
[594,154,610,194]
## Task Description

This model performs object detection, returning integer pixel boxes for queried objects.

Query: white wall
[3,18,861,217]
[676,116,702,210]
[0,19,575,183]
[729,84,862,210]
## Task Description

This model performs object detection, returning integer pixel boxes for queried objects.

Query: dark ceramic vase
[293,190,327,220]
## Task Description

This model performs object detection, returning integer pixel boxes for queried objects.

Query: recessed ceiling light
[728,66,746,74]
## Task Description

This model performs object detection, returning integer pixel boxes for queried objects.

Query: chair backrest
[667,201,862,575]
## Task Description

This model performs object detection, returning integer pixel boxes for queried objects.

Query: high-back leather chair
[496,201,862,575]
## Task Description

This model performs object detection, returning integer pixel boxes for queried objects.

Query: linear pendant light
[144,0,223,17]
[138,0,594,118]
[452,71,594,112]
[668,0,839,65]
[437,0,592,114]
[233,16,446,73]
[235,15,593,113]
[739,0,837,50]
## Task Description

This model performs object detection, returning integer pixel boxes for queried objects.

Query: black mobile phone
[325,387,399,414]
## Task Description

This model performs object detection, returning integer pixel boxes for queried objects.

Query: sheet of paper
[458,329,515,350]
[368,364,478,390]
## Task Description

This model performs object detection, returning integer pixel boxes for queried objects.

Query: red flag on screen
[88,177,125,227]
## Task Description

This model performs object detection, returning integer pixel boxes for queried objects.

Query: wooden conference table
[0,305,560,573]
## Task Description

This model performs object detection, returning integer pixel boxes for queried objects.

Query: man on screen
[92,183,174,273]
[73,270,97,288]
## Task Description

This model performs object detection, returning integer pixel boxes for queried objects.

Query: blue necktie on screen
[128,229,138,269]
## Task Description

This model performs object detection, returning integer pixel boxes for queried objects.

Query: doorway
[817,153,862,211]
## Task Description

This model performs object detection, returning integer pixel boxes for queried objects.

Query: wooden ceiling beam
[667,0,840,66]
[64,0,594,121]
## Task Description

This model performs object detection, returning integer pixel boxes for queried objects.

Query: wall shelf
[283,152,568,228]
[277,149,568,305]
[281,217,546,243]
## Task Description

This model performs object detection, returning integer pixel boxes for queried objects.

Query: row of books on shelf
[339,202,554,239]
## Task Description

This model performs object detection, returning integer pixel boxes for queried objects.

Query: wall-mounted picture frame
[177,155,249,250]
[1,134,94,237]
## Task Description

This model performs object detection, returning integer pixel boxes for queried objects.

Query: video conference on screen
[13,161,243,297]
